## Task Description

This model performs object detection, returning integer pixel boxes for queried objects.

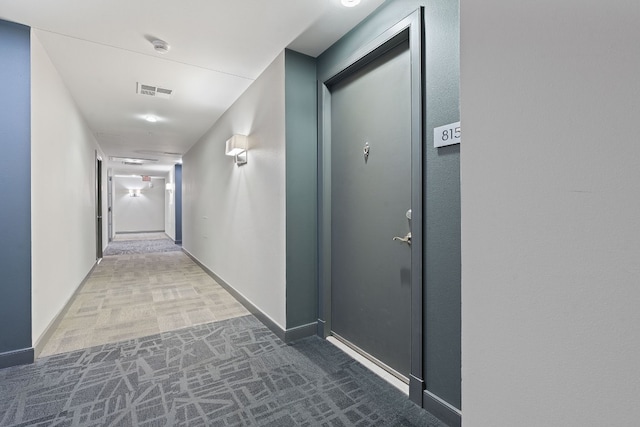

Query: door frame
[107,174,113,243]
[95,151,103,260]
[317,8,425,404]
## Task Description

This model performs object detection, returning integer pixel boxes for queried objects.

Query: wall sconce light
[165,183,174,192]
[225,134,248,166]
[129,189,141,197]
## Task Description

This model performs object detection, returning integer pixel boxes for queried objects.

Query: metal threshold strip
[329,332,410,394]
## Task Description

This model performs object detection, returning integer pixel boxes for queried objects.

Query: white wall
[183,52,286,328]
[113,176,165,233]
[461,1,640,425]
[165,167,176,240]
[31,31,107,345]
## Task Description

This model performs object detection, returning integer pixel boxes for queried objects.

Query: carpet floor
[0,315,447,427]
[113,233,168,242]
[38,251,249,357]
[104,237,182,256]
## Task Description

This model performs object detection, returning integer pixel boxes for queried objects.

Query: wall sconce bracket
[225,134,249,167]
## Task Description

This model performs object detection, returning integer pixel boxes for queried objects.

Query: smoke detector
[152,39,170,54]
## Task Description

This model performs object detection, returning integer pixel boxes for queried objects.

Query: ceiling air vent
[109,156,159,166]
[136,82,173,99]
[156,87,172,97]
[136,149,182,156]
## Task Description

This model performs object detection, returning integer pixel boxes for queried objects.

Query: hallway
[39,242,249,357]
[2,0,639,425]
[0,3,463,424]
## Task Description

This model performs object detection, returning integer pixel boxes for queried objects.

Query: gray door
[107,175,113,242]
[330,40,411,377]
[95,157,103,259]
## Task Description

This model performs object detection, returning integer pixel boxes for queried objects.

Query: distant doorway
[95,154,103,260]
[107,175,113,242]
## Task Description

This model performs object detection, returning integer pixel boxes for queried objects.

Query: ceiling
[0,0,385,175]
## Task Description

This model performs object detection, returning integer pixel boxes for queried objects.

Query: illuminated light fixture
[341,0,361,7]
[145,115,158,123]
[151,39,170,54]
[129,189,141,197]
[225,134,248,166]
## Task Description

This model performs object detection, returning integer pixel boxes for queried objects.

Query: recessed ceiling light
[151,39,170,54]
[145,115,157,123]
[341,0,361,7]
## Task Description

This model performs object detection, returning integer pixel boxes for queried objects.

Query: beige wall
[182,52,286,328]
[113,176,165,233]
[31,30,107,345]
[461,1,640,425]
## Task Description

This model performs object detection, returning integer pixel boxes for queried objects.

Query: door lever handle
[392,232,411,245]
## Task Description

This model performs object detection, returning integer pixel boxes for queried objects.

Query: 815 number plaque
[434,121,461,148]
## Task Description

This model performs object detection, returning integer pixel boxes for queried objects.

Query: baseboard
[33,262,98,358]
[409,374,425,405]
[182,249,315,343]
[317,318,327,337]
[284,322,317,342]
[183,249,284,337]
[0,347,34,369]
[423,390,462,427]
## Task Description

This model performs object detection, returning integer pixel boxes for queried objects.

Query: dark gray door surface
[107,175,113,242]
[331,40,411,377]
[96,157,103,260]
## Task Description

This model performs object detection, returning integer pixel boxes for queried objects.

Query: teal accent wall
[424,0,461,410]
[0,19,33,367]
[285,50,318,329]
[317,0,461,409]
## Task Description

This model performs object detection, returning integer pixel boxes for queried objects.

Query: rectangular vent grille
[137,82,172,99]
[140,84,156,96]
[110,156,159,165]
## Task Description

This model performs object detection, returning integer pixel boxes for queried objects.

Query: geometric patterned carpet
[0,315,447,426]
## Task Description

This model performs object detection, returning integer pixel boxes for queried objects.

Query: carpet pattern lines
[1,316,446,426]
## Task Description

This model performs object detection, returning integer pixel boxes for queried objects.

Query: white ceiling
[0,0,385,175]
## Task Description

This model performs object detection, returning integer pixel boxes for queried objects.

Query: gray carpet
[104,237,181,255]
[0,315,446,426]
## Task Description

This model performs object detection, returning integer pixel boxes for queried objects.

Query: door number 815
[434,121,461,148]
[442,126,460,141]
